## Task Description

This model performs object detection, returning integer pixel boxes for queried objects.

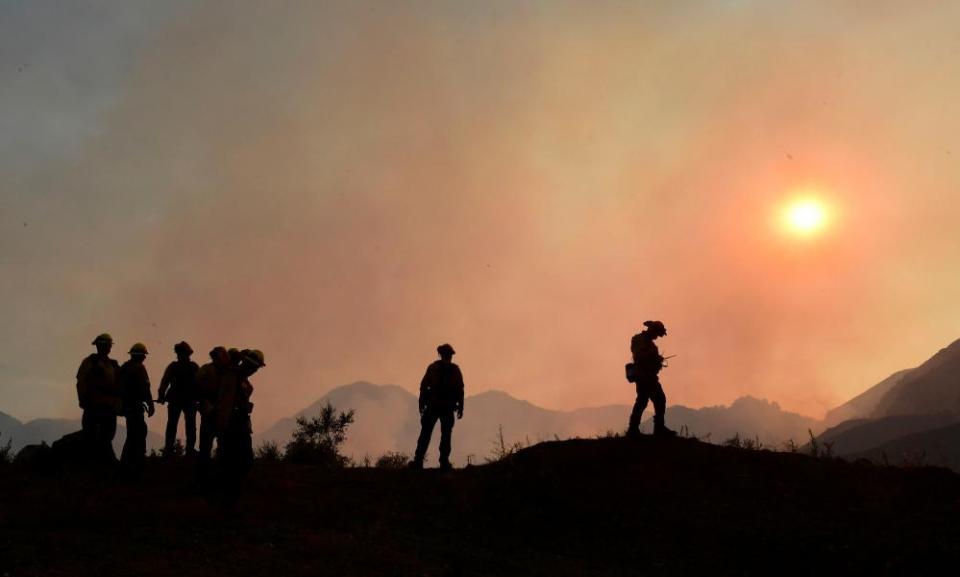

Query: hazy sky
[3,0,960,430]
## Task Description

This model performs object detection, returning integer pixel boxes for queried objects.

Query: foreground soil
[2,436,959,576]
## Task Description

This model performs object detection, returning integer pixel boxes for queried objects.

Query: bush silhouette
[284,402,355,467]
[255,441,282,461]
[0,434,12,466]
[374,451,409,469]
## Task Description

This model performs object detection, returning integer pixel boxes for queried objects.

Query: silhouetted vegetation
[374,451,409,469]
[284,402,355,467]
[0,434,12,466]
[723,432,765,451]
[806,428,835,458]
[486,425,528,463]
[255,441,282,461]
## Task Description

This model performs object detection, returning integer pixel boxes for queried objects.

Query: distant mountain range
[5,337,959,469]
[254,382,820,464]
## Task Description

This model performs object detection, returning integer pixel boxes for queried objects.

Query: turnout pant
[414,406,455,465]
[628,376,666,433]
[196,412,218,481]
[217,415,253,505]
[81,407,117,463]
[121,411,148,470]
[165,402,197,453]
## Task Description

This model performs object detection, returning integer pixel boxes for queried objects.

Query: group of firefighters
[74,319,673,487]
[75,334,265,495]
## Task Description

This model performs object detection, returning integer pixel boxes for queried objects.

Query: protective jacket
[419,361,465,410]
[630,334,664,377]
[216,369,254,433]
[118,361,152,415]
[158,360,200,405]
[76,354,122,413]
[196,362,225,415]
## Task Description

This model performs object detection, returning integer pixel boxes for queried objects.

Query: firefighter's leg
[652,381,675,436]
[184,406,198,454]
[164,404,182,455]
[438,410,455,468]
[413,408,440,465]
[627,387,649,437]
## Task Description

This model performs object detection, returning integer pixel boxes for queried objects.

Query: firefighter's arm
[76,358,91,408]
[418,366,432,414]
[455,367,465,419]
[157,364,173,403]
[216,376,236,432]
[142,368,155,416]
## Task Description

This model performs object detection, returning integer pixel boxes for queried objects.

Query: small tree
[284,402,355,467]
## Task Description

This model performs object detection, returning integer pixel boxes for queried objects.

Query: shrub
[807,429,834,459]
[0,434,13,466]
[255,441,282,461]
[723,433,764,451]
[375,452,410,469]
[486,425,527,463]
[284,402,355,467]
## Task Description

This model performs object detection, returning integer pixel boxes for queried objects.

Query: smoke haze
[3,1,960,430]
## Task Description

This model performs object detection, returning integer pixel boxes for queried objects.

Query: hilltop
[2,436,958,576]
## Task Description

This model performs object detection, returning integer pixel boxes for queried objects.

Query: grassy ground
[2,436,959,576]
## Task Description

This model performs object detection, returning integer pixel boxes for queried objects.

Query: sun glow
[782,196,831,237]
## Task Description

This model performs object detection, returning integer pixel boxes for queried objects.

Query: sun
[782,196,830,237]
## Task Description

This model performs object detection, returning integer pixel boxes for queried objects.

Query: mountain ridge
[254,382,822,462]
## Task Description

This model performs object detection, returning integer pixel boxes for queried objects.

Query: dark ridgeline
[410,343,465,470]
[4,434,959,575]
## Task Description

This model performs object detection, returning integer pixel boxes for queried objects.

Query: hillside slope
[817,413,960,457]
[2,436,958,576]
[849,422,960,470]
[873,338,960,416]
[823,369,912,427]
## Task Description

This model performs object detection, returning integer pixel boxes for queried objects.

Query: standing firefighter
[118,342,155,476]
[76,333,122,463]
[411,343,465,470]
[196,346,230,481]
[215,348,264,505]
[626,320,676,437]
[157,341,200,457]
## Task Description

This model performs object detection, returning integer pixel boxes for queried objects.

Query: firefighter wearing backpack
[76,333,122,463]
[410,343,465,470]
[626,320,676,437]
